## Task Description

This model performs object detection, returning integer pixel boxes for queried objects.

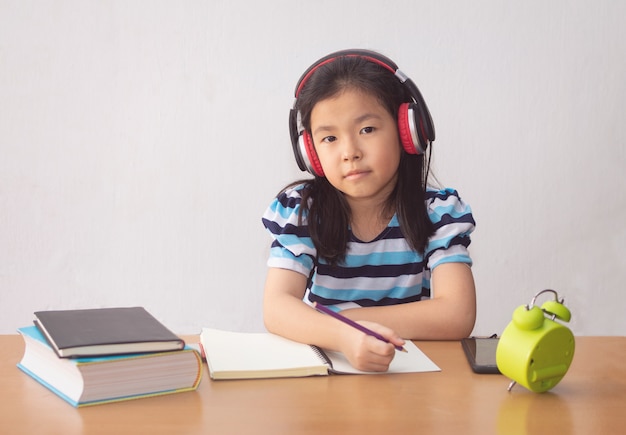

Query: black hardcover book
[34,307,185,358]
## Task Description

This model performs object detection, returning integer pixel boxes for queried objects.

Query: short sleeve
[425,188,476,270]
[261,185,317,277]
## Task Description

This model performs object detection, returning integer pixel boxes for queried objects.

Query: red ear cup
[397,102,427,155]
[302,132,324,177]
[397,103,417,154]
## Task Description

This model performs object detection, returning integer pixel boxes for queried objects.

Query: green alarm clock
[496,289,575,393]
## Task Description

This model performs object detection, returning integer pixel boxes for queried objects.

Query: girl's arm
[263,267,405,372]
[339,262,477,340]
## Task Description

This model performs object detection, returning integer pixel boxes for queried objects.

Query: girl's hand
[340,321,404,372]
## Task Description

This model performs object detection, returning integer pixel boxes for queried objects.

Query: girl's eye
[360,126,375,134]
[322,136,337,143]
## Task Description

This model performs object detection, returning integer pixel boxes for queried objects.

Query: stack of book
[17,307,203,407]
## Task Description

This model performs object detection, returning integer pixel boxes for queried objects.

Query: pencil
[313,302,407,352]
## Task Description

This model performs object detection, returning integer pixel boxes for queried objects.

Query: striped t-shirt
[261,184,475,309]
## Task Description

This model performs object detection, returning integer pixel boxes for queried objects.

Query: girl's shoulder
[274,182,310,209]
[425,186,464,202]
[263,182,310,226]
[425,187,474,221]
[278,182,309,198]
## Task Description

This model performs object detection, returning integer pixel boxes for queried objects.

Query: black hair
[286,55,435,266]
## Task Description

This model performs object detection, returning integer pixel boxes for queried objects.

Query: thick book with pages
[34,307,185,358]
[200,327,440,380]
[17,326,202,407]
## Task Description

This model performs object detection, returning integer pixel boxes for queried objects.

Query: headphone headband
[295,49,399,97]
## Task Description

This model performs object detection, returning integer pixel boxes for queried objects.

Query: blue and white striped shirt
[262,185,475,309]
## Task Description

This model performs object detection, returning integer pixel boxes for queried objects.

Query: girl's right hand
[340,321,404,372]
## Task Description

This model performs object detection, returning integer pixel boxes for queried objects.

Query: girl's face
[310,88,401,206]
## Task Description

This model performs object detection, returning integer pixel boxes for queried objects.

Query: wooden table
[1,335,624,434]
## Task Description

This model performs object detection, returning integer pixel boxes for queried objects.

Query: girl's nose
[342,137,362,161]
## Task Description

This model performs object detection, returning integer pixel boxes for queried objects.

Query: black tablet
[461,337,501,374]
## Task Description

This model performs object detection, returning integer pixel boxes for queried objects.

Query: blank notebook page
[200,328,326,372]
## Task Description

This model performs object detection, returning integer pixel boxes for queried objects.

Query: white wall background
[1,1,625,336]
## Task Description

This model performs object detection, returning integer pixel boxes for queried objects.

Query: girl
[262,49,476,372]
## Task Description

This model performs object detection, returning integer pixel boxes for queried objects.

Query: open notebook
[200,328,440,380]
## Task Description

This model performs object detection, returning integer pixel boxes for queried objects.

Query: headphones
[289,49,435,177]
